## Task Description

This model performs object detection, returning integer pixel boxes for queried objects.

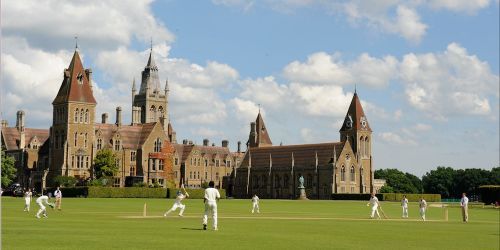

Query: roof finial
[354,84,357,94]
[75,35,78,51]
[150,37,153,52]
[258,103,261,114]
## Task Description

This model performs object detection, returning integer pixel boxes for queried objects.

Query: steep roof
[139,50,161,94]
[240,142,345,170]
[1,127,50,150]
[53,50,97,104]
[256,112,272,146]
[339,92,372,132]
[94,122,158,150]
[173,143,232,164]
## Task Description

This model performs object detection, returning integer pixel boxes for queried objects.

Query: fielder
[367,192,381,219]
[401,195,409,218]
[202,181,220,231]
[419,198,427,221]
[251,194,260,214]
[460,193,469,222]
[24,188,33,212]
[54,187,62,210]
[164,185,189,217]
[35,195,54,219]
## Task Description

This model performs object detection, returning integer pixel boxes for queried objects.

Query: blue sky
[1,0,498,177]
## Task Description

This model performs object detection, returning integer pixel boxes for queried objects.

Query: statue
[298,175,305,189]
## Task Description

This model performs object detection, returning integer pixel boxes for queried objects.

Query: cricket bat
[181,184,189,197]
[379,206,389,219]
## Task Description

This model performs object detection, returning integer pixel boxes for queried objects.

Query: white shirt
[252,196,259,204]
[461,196,469,207]
[401,198,408,208]
[204,188,220,202]
[369,196,379,208]
[55,189,62,198]
[24,191,32,201]
[175,193,186,204]
[419,199,427,209]
[36,195,49,204]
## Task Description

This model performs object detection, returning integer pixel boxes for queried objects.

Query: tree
[374,168,421,193]
[422,166,455,198]
[1,151,17,188]
[53,176,77,187]
[379,185,394,193]
[93,149,118,179]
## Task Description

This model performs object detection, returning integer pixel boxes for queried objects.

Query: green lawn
[1,197,499,250]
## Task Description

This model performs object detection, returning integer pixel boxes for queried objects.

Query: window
[351,187,355,193]
[227,161,231,168]
[74,108,79,123]
[130,151,136,161]
[174,158,178,165]
[86,156,89,168]
[158,179,164,187]
[85,109,89,123]
[350,166,355,182]
[159,160,164,171]
[115,159,120,169]
[341,166,346,182]
[205,172,208,180]
[205,159,208,167]
[197,171,200,179]
[80,109,84,123]
[114,140,121,151]
[216,172,219,181]
[84,133,88,148]
[130,166,135,175]
[113,178,120,187]
[55,131,59,149]
[74,133,78,147]
[72,156,75,168]
[150,105,156,122]
[190,172,192,179]
[154,138,162,152]
[365,137,370,157]
[97,138,102,150]
[174,171,178,178]
[190,157,193,165]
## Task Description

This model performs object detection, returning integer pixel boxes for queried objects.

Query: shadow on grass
[181,227,204,231]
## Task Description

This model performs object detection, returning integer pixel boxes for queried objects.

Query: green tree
[53,176,77,187]
[1,151,17,187]
[379,185,394,193]
[93,149,118,179]
[374,168,421,193]
[422,166,455,198]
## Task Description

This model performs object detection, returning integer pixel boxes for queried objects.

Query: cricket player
[54,187,62,210]
[401,195,409,218]
[202,181,220,231]
[23,188,33,212]
[164,185,189,217]
[251,194,260,214]
[367,192,381,219]
[460,193,469,222]
[419,198,427,221]
[35,195,53,219]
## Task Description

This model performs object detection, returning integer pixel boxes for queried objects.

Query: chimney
[131,106,140,125]
[237,141,241,153]
[102,113,108,124]
[182,139,188,145]
[203,139,209,146]
[116,107,122,126]
[222,140,228,148]
[1,120,8,128]
[85,68,93,92]
[188,140,193,145]
[16,110,25,132]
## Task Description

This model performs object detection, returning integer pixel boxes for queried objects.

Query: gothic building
[232,92,374,199]
[1,46,242,189]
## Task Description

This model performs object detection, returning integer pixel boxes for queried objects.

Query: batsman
[164,184,189,217]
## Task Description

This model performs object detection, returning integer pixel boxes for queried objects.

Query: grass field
[1,197,499,250]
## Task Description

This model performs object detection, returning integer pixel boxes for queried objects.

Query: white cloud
[414,123,432,132]
[284,52,352,85]
[428,0,492,13]
[379,132,417,146]
[1,0,174,51]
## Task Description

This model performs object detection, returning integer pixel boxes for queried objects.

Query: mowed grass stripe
[2,197,498,250]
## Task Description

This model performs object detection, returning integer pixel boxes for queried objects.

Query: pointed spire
[354,84,357,95]
[255,112,272,146]
[164,79,169,92]
[74,35,78,51]
[132,78,137,92]
[339,91,371,132]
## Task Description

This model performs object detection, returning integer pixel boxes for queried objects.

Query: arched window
[150,105,156,122]
[154,138,162,152]
[365,137,370,157]
[85,109,89,123]
[159,160,164,171]
[84,133,88,148]
[97,138,102,150]
[350,166,355,182]
[341,166,346,182]
[74,132,78,146]
[158,106,164,118]
[360,136,365,157]
[74,108,79,123]
[80,109,84,123]
[114,139,121,151]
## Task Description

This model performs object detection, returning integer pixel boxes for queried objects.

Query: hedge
[380,193,441,202]
[44,187,226,199]
[479,185,500,204]
[331,193,380,200]
[169,188,226,199]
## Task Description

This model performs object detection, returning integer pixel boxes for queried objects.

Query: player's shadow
[181,227,204,231]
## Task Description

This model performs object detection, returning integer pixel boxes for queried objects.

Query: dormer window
[77,72,83,85]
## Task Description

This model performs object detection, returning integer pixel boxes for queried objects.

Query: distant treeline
[375,166,500,198]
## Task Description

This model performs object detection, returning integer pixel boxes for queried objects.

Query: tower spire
[74,35,78,51]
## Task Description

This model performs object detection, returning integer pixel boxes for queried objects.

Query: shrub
[331,193,378,200]
[52,176,78,187]
[379,193,441,202]
[479,185,500,204]
[87,187,168,198]
[169,188,226,199]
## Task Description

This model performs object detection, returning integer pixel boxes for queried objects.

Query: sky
[1,0,498,177]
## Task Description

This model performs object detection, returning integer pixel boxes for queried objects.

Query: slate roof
[1,127,49,151]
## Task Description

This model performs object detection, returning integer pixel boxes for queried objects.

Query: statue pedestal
[297,187,309,200]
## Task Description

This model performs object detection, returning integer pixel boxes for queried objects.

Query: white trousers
[24,198,31,211]
[252,203,260,213]
[420,208,426,220]
[203,201,218,229]
[402,206,408,218]
[165,203,186,216]
[371,205,380,218]
[36,202,47,217]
